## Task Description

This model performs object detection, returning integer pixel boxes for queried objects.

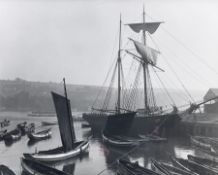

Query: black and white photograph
[0,0,218,174]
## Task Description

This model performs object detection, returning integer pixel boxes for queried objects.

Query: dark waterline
[0,112,197,175]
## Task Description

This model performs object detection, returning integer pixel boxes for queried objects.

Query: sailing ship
[23,78,89,162]
[102,110,167,146]
[83,9,181,136]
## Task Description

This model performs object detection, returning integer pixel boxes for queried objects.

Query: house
[204,88,218,113]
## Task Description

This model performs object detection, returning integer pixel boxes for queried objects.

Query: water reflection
[82,129,92,139]
[63,163,75,174]
[52,151,89,175]
[0,115,201,175]
[4,138,21,147]
[102,143,130,173]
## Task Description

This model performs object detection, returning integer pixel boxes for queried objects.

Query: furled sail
[51,92,76,152]
[127,22,162,34]
[132,40,160,65]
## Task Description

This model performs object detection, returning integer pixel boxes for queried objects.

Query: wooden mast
[63,78,70,115]
[142,6,149,113]
[63,78,75,142]
[117,14,122,114]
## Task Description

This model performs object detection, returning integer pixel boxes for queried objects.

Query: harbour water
[0,112,201,175]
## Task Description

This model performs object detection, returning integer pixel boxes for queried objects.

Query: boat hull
[190,136,216,154]
[188,154,218,167]
[83,112,180,136]
[117,159,160,175]
[102,133,139,147]
[0,130,7,141]
[23,140,89,162]
[41,121,57,126]
[151,159,170,175]
[21,158,69,175]
[174,158,218,175]
[28,130,52,141]
[3,128,21,142]
[0,165,16,175]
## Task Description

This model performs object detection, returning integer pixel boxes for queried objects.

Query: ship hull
[83,112,180,136]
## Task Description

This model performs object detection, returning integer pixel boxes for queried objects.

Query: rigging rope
[160,26,218,76]
[101,62,118,112]
[147,33,195,103]
[129,64,142,110]
[162,54,195,103]
[145,12,218,94]
[147,67,157,113]
[92,25,122,111]
[120,61,127,111]
[121,56,140,111]
[152,67,176,106]
[92,57,117,110]
[150,33,214,89]
[124,63,142,111]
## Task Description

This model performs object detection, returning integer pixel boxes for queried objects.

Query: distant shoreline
[0,111,85,121]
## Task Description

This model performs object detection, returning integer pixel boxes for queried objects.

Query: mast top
[127,6,163,34]
[143,4,145,21]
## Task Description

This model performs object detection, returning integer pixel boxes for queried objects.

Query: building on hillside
[204,88,218,113]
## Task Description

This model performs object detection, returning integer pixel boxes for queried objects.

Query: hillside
[0,78,205,112]
[0,78,103,112]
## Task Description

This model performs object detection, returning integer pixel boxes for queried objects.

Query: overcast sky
[0,0,218,91]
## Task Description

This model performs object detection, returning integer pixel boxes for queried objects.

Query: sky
[0,0,218,91]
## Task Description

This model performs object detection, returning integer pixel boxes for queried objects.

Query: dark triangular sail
[51,92,76,152]
[103,112,136,136]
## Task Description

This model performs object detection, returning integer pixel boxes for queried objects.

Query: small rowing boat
[0,165,15,175]
[17,122,27,135]
[28,128,52,141]
[0,130,7,141]
[21,157,70,175]
[0,119,10,128]
[150,159,171,175]
[139,134,167,142]
[81,122,90,128]
[3,128,21,142]
[102,132,139,147]
[172,157,218,175]
[117,159,161,175]
[170,157,198,174]
[41,121,58,126]
[188,154,218,167]
[190,136,216,154]
[161,162,196,175]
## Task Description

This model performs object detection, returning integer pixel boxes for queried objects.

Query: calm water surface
[0,112,199,175]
